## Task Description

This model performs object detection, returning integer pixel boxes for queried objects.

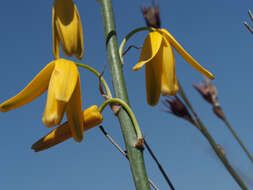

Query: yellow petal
[160,29,214,80]
[160,38,178,96]
[73,4,84,60]
[42,74,66,127]
[53,59,79,102]
[31,105,103,152]
[54,0,84,59]
[52,5,60,59]
[145,58,162,106]
[66,77,84,142]
[31,122,71,152]
[0,61,55,112]
[83,105,103,131]
[133,31,163,71]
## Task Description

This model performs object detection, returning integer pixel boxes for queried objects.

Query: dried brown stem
[144,140,176,190]
[99,126,159,190]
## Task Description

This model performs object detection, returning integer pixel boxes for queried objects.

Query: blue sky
[0,0,253,189]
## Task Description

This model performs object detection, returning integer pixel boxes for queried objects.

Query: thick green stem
[178,82,248,190]
[99,1,151,190]
[223,118,253,163]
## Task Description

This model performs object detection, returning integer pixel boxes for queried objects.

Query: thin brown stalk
[144,140,176,190]
[99,126,159,190]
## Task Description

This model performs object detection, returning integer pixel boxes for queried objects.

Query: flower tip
[208,73,215,80]
[132,65,139,71]
[42,115,62,127]
[73,135,83,143]
[147,100,158,107]
[31,145,38,152]
[76,54,83,60]
[0,102,15,112]
[31,140,43,152]
[0,105,7,112]
[161,86,178,97]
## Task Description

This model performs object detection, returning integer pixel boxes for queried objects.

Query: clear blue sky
[0,0,252,189]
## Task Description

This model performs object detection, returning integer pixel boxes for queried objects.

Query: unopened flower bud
[162,96,196,126]
[141,3,161,28]
[193,77,218,106]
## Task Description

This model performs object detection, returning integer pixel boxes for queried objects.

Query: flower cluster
[0,0,102,150]
[0,1,215,151]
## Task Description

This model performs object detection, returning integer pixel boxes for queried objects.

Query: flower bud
[162,96,195,125]
[141,3,161,28]
[31,105,103,152]
[193,77,218,106]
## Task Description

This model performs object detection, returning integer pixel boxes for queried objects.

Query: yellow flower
[31,105,103,152]
[53,0,84,59]
[133,29,214,106]
[0,59,84,142]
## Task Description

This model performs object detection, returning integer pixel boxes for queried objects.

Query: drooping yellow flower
[0,59,84,142]
[133,28,214,106]
[31,105,103,152]
[53,0,84,59]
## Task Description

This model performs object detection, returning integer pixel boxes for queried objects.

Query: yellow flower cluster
[0,0,214,151]
[0,0,102,151]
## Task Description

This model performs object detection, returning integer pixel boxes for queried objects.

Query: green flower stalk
[75,62,112,98]
[99,0,151,190]
[98,98,143,143]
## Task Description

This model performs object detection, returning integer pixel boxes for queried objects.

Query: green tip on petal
[0,104,10,112]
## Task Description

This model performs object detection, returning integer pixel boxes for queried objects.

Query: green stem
[75,62,112,98]
[178,82,248,190]
[99,1,151,190]
[119,27,155,61]
[98,98,143,140]
[223,118,253,163]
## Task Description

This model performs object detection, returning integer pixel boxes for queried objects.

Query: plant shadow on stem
[106,30,117,46]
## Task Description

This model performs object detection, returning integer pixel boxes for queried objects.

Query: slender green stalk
[178,82,248,190]
[223,118,253,163]
[119,27,154,61]
[98,98,143,140]
[75,62,112,98]
[99,1,151,190]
